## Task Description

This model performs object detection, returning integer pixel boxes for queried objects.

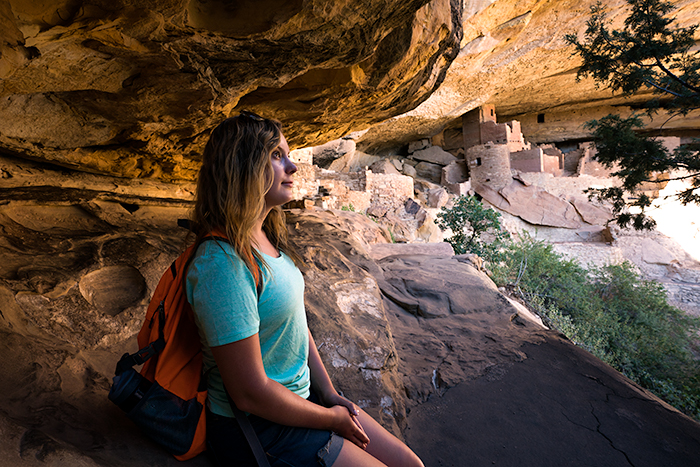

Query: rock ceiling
[1,0,699,182]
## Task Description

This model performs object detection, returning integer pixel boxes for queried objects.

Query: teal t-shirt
[185,239,310,417]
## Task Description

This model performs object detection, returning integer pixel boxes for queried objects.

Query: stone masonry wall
[466,143,512,190]
[291,164,318,201]
[366,171,415,211]
[510,148,543,172]
[298,169,413,213]
[542,153,562,176]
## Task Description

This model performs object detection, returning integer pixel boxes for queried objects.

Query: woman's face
[264,133,297,209]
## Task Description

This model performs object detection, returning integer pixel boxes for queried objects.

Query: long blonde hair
[191,112,298,284]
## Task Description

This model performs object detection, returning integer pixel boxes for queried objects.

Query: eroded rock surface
[0,0,462,180]
[1,205,700,466]
[356,0,700,151]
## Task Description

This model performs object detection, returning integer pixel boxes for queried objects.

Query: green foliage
[438,196,700,418]
[340,203,355,212]
[494,236,700,420]
[435,195,509,260]
[565,0,700,229]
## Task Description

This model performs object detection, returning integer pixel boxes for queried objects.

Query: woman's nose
[285,157,297,174]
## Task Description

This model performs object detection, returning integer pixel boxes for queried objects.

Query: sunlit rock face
[357,0,700,151]
[0,0,462,180]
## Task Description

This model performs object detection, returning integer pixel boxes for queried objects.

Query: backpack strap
[115,301,166,375]
[226,392,272,467]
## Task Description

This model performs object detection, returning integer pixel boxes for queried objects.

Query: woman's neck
[252,214,280,258]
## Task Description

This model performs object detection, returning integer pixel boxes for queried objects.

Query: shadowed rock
[0,208,699,466]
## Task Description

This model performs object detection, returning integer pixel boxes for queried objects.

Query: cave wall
[0,0,462,180]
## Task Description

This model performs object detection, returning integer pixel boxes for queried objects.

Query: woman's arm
[212,334,369,448]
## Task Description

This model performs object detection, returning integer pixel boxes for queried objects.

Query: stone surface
[369,159,402,175]
[405,336,700,467]
[312,138,357,168]
[328,151,382,173]
[570,195,614,226]
[356,0,700,151]
[366,242,455,261]
[402,163,418,178]
[427,187,449,209]
[414,161,443,184]
[0,0,462,180]
[411,146,459,166]
[78,266,147,316]
[476,179,582,229]
[1,200,699,466]
[441,159,468,185]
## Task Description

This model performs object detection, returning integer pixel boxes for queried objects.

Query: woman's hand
[328,405,369,449]
[318,391,360,417]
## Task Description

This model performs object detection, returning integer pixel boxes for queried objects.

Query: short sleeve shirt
[185,240,310,417]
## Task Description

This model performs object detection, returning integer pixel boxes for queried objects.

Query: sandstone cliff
[0,0,462,180]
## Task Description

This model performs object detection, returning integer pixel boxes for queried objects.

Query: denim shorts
[205,391,344,467]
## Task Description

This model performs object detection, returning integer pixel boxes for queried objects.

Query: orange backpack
[109,232,269,465]
[109,237,215,460]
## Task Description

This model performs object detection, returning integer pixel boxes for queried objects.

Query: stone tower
[465,143,511,191]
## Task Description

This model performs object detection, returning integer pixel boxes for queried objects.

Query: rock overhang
[0,0,463,180]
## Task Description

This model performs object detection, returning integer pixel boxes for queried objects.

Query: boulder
[313,138,357,168]
[369,159,402,175]
[408,139,431,153]
[366,242,454,261]
[570,196,613,226]
[475,180,582,229]
[412,146,459,166]
[402,164,418,178]
[427,187,449,209]
[328,150,382,173]
[415,161,443,184]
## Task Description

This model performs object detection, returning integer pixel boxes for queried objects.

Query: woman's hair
[191,112,298,284]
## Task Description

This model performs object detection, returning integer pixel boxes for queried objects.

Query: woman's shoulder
[189,239,249,276]
[195,237,237,257]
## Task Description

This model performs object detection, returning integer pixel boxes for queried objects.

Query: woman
[185,112,425,467]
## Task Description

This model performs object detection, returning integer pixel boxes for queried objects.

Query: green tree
[565,0,700,230]
[436,195,508,260]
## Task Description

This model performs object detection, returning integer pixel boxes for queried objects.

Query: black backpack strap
[225,392,272,467]
[115,301,166,375]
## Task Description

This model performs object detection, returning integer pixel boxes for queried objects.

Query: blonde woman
[185,112,424,467]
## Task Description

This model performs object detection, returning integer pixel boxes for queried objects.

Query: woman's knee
[332,441,387,467]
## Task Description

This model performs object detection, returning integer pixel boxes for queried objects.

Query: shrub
[438,197,700,419]
[495,236,700,421]
[436,195,509,261]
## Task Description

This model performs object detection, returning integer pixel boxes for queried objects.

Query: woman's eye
[272,150,281,159]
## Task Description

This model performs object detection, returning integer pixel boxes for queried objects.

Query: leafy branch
[565,0,700,229]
